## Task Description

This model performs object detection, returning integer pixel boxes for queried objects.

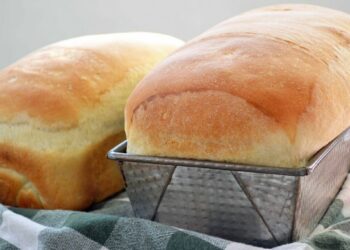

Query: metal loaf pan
[107,128,350,247]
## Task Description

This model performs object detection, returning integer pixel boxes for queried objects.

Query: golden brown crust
[0,32,184,209]
[0,33,183,127]
[0,132,126,209]
[84,132,126,204]
[126,5,350,167]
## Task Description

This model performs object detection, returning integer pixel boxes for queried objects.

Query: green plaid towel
[1,175,350,250]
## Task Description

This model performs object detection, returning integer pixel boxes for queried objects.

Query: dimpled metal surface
[122,162,175,219]
[155,166,276,247]
[109,128,350,247]
[235,172,297,244]
[293,130,350,240]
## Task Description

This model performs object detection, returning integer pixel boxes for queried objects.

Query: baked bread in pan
[126,5,350,168]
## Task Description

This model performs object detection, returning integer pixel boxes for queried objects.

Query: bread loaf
[0,32,183,209]
[125,5,350,168]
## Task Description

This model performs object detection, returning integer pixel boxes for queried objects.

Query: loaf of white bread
[0,32,183,209]
[125,5,350,168]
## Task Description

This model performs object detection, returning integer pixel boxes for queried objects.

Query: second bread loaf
[0,32,183,209]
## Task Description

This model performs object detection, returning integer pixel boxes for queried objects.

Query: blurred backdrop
[1,0,350,69]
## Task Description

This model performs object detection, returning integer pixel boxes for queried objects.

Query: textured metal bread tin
[108,128,350,247]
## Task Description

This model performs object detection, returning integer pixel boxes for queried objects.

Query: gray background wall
[1,0,349,69]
